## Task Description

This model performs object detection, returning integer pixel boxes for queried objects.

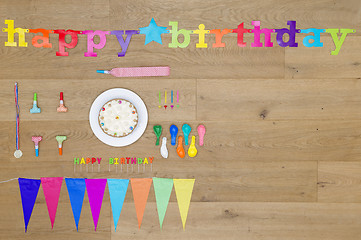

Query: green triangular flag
[153,178,173,229]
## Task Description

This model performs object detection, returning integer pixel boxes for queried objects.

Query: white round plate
[89,88,148,147]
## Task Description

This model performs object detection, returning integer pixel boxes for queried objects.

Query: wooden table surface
[1,0,361,239]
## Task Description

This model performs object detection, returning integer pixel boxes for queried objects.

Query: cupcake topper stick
[171,90,174,109]
[14,83,22,158]
[158,91,161,108]
[176,90,179,108]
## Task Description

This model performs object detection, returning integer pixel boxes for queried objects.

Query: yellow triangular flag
[173,179,195,230]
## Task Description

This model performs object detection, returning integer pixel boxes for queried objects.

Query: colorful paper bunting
[65,178,86,231]
[130,178,153,228]
[173,179,195,230]
[107,179,129,231]
[153,177,173,229]
[18,178,41,232]
[41,177,63,229]
[85,179,107,231]
[17,177,195,231]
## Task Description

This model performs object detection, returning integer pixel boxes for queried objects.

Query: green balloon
[153,125,162,146]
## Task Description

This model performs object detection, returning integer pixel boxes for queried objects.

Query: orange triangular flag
[130,178,152,228]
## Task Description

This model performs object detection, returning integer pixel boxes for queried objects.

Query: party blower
[97,66,170,78]
[31,136,42,157]
[56,136,67,155]
[29,93,41,114]
[57,92,68,112]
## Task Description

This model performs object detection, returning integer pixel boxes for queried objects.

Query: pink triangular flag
[85,179,107,231]
[41,177,63,229]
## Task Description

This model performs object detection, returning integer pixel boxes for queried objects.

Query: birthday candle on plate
[165,90,167,104]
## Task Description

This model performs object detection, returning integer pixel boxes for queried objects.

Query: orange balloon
[177,136,185,158]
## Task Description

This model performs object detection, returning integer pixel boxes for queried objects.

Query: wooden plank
[0,79,196,121]
[198,78,361,121]
[109,0,361,34]
[318,161,361,203]
[285,36,361,79]
[0,120,317,202]
[3,119,361,164]
[111,202,361,240]
[0,35,285,79]
[0,178,110,240]
[199,120,361,162]
[0,180,360,240]
[0,0,109,35]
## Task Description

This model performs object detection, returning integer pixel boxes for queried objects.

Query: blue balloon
[170,125,178,145]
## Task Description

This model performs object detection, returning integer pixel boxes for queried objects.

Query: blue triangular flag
[65,178,86,231]
[18,178,41,232]
[107,179,129,231]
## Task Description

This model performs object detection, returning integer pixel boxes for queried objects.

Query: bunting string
[7,177,195,232]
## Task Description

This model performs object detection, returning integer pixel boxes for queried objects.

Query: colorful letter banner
[3,19,356,56]
[17,177,194,231]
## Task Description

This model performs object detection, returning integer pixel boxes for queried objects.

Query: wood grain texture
[0,79,196,121]
[318,161,361,203]
[285,36,361,79]
[1,0,361,239]
[198,78,361,120]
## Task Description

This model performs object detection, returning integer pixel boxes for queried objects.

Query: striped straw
[14,83,20,150]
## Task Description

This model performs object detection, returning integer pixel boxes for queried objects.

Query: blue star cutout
[139,18,169,45]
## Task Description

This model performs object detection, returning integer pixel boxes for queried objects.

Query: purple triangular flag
[18,178,41,232]
[85,179,107,231]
